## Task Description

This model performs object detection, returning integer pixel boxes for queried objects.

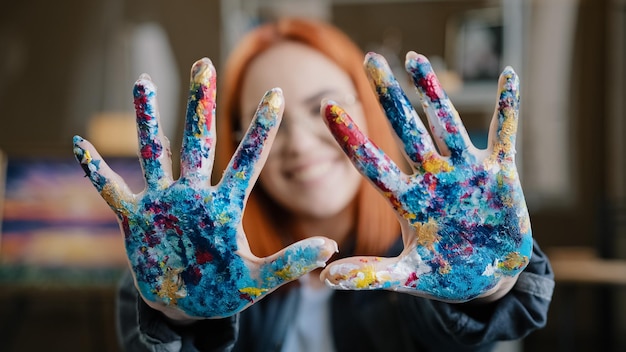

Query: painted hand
[73,58,336,319]
[320,52,532,302]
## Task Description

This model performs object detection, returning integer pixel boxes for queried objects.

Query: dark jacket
[117,239,554,352]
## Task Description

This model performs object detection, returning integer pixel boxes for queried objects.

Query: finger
[320,255,405,290]
[219,88,283,202]
[405,52,473,160]
[255,236,338,291]
[73,135,134,216]
[180,58,217,180]
[364,52,441,170]
[134,74,174,190]
[486,67,520,166]
[322,100,405,195]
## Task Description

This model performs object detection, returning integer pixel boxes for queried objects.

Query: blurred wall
[0,0,221,158]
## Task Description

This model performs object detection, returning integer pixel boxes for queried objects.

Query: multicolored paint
[322,52,532,301]
[73,58,333,318]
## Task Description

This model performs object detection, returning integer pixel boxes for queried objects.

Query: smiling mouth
[289,160,335,183]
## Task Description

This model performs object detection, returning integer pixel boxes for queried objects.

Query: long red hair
[216,18,402,258]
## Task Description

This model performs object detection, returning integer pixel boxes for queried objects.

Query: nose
[278,116,323,156]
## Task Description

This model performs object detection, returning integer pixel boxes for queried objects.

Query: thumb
[73,135,134,215]
[257,236,337,290]
[321,255,405,290]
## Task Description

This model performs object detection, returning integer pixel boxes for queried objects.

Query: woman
[73,18,553,351]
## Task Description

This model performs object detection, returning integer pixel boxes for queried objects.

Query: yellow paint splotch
[239,287,267,298]
[157,267,185,305]
[414,218,441,251]
[352,265,378,289]
[498,252,529,271]
[422,152,453,174]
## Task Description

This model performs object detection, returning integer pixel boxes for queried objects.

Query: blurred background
[0,0,624,351]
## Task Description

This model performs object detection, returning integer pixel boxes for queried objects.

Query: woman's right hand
[73,58,337,321]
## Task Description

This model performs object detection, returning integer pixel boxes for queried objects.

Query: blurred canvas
[0,156,143,284]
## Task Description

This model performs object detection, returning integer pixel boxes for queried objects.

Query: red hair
[216,18,402,257]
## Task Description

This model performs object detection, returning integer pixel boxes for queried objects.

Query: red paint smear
[141,145,153,159]
[445,122,458,134]
[143,230,161,246]
[155,214,183,235]
[140,143,162,160]
[195,249,213,264]
[404,272,418,287]
[423,173,437,193]
[418,73,443,103]
[240,292,253,303]
[146,202,171,214]
[122,215,131,239]
[324,105,367,157]
[134,87,152,121]
[437,111,458,134]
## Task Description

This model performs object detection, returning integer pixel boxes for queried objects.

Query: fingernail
[73,135,84,145]
[192,58,215,85]
[262,88,283,118]
[138,73,152,81]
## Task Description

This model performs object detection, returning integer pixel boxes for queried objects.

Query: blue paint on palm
[124,184,253,317]
[324,53,532,301]
[73,59,330,318]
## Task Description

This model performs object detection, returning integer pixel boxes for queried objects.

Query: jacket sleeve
[116,270,239,352]
[398,239,554,351]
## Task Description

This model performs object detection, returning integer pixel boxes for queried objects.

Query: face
[240,41,366,220]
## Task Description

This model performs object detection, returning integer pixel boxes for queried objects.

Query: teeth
[291,161,333,182]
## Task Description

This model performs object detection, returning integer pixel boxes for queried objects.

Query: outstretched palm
[321,52,532,302]
[74,58,336,319]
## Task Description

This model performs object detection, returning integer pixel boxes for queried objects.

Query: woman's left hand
[320,52,532,302]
